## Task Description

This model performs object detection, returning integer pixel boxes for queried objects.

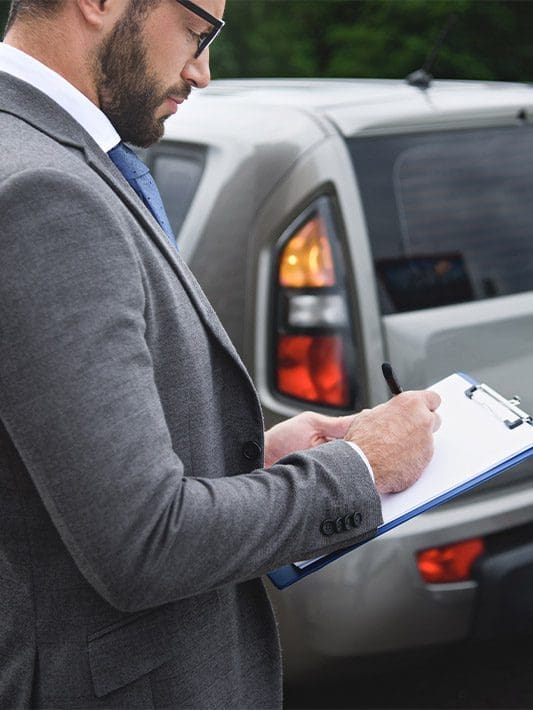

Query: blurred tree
[1,0,532,82]
[0,2,9,34]
[211,0,533,82]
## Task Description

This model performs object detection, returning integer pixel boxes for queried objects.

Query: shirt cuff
[343,441,375,483]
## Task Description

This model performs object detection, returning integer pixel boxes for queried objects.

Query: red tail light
[416,538,485,583]
[277,335,350,407]
[272,198,356,409]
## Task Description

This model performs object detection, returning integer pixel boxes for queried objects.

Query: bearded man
[0,1,440,707]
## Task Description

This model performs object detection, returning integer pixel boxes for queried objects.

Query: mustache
[165,83,192,103]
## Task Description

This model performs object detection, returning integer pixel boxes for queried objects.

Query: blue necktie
[108,142,177,249]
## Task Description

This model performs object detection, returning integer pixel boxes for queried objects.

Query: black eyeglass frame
[176,0,225,58]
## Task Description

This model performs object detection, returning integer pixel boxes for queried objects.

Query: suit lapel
[86,146,252,380]
[0,72,254,387]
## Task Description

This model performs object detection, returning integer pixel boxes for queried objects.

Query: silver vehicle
[146,78,533,681]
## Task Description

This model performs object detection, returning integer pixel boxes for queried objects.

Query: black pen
[381,362,403,396]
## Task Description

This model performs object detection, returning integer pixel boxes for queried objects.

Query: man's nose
[181,49,211,89]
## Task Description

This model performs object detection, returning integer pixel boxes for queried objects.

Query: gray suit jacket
[0,72,382,708]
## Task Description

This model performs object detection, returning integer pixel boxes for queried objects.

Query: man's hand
[264,391,440,496]
[264,411,355,468]
[344,391,441,494]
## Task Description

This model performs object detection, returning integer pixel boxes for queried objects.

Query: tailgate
[382,293,533,496]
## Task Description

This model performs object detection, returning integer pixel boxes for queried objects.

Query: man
[0,0,440,707]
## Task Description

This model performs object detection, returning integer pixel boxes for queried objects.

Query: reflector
[416,538,485,583]
[286,293,348,329]
[279,216,336,288]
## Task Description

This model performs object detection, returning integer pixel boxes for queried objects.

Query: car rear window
[347,126,533,314]
[148,144,206,240]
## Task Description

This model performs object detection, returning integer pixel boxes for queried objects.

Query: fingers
[343,387,443,495]
[408,391,442,433]
[417,390,441,432]
[423,390,441,412]
[396,390,440,411]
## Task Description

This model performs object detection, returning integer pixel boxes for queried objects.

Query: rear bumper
[473,538,533,639]
[269,481,533,681]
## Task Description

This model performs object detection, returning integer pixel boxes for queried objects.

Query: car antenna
[406,13,458,90]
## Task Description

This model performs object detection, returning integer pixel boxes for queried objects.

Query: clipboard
[268,372,533,590]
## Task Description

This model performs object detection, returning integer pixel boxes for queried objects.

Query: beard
[93,3,190,148]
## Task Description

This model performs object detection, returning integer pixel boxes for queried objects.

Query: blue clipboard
[268,373,533,590]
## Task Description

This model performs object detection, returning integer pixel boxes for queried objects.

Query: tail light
[272,197,357,409]
[416,538,486,583]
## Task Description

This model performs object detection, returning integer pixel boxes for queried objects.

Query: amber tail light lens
[416,538,485,584]
[279,214,335,288]
[272,198,355,409]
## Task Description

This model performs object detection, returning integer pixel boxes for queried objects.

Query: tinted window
[347,126,533,314]
[148,144,206,239]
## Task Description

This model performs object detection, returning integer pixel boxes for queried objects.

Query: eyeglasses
[176,0,225,58]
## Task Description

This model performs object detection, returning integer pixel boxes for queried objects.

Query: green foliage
[0,2,9,36]
[1,0,532,82]
[212,0,533,82]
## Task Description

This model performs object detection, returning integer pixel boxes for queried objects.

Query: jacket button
[352,512,362,528]
[242,441,262,460]
[335,517,345,533]
[320,520,335,536]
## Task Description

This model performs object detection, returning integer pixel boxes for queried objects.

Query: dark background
[283,635,533,709]
[2,0,533,82]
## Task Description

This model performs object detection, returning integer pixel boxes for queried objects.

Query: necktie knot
[108,142,177,249]
[108,143,150,179]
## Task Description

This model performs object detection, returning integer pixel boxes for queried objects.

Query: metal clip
[465,383,532,430]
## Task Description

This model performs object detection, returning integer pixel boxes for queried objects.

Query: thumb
[314,413,356,440]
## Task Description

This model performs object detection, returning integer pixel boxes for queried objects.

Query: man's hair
[6,0,65,33]
[5,0,157,34]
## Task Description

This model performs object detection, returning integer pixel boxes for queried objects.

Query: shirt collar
[0,42,120,152]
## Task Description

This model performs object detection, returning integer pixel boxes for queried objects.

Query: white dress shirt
[0,42,375,485]
[0,42,119,152]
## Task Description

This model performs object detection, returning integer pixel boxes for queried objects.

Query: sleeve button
[344,514,354,530]
[242,441,262,460]
[320,520,335,536]
[352,512,362,528]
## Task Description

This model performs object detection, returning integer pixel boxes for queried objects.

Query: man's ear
[75,0,124,30]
